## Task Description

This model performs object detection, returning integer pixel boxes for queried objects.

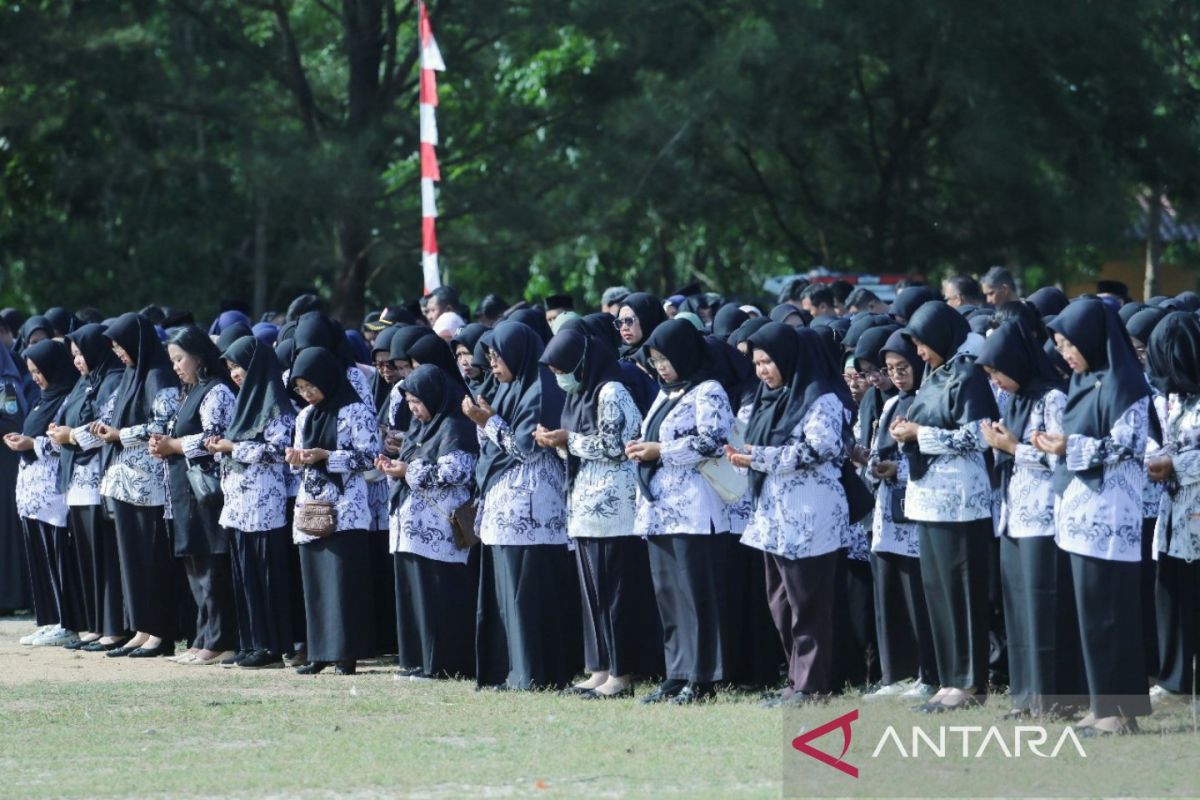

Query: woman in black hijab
[205,335,298,668]
[507,307,554,344]
[450,323,491,398]
[1026,287,1069,319]
[733,324,855,704]
[148,326,238,665]
[768,304,808,327]
[1041,299,1153,735]
[1145,312,1200,704]
[889,286,939,325]
[888,301,999,711]
[864,329,939,699]
[3,340,86,644]
[615,293,667,414]
[376,365,479,680]
[462,320,577,690]
[369,325,404,419]
[628,319,736,704]
[47,324,129,649]
[536,329,661,698]
[294,311,376,414]
[92,312,182,658]
[216,322,254,354]
[287,347,380,675]
[712,303,750,340]
[977,321,1083,719]
[728,317,772,354]
[0,333,29,617]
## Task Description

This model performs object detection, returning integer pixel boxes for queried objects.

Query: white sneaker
[900,681,938,699]
[866,680,915,699]
[19,624,55,645]
[1149,684,1180,705]
[32,626,79,647]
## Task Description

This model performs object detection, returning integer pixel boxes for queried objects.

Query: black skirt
[0,447,28,611]
[394,550,476,678]
[646,533,730,684]
[370,529,398,656]
[111,500,177,637]
[299,531,375,663]
[230,527,294,655]
[476,543,580,690]
[575,536,664,678]
[70,505,127,636]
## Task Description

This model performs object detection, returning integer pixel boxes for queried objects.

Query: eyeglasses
[647,355,671,369]
[294,383,319,396]
[883,364,912,377]
[374,360,396,371]
[485,350,501,365]
[613,316,639,330]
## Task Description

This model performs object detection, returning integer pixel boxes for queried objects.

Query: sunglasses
[613,316,639,329]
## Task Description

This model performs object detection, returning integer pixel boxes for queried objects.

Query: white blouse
[101,387,181,508]
[1056,397,1148,562]
[561,381,642,539]
[870,395,918,557]
[291,401,380,544]
[477,415,568,546]
[15,435,68,528]
[391,449,476,564]
[1000,389,1065,539]
[1152,394,1200,562]
[633,379,734,537]
[740,392,848,560]
[220,414,296,532]
[60,391,116,507]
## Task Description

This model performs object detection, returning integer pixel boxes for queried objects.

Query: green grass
[3,667,1199,799]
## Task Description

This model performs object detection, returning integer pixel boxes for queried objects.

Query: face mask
[555,372,582,394]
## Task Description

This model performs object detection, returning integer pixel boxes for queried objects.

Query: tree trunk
[253,195,269,318]
[1144,187,1163,302]
[333,217,369,324]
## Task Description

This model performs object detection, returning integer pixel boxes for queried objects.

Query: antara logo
[791,710,1087,779]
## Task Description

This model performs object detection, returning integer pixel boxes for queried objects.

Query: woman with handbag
[92,312,182,658]
[148,326,238,666]
[977,320,1083,719]
[204,335,297,670]
[536,329,661,699]
[3,340,85,646]
[628,319,735,705]
[46,324,129,651]
[376,364,478,680]
[287,347,380,676]
[1039,299,1153,735]
[865,329,938,700]
[463,320,577,691]
[727,323,855,706]
[887,301,999,712]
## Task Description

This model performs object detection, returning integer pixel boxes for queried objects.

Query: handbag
[418,489,479,550]
[888,482,910,524]
[295,500,337,537]
[839,461,875,525]
[699,419,749,504]
[186,462,223,510]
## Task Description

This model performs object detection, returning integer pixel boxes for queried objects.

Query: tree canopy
[3,0,1200,321]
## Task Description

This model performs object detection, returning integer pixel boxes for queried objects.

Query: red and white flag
[419,0,444,293]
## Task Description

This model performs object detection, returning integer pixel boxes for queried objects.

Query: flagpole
[418,0,444,294]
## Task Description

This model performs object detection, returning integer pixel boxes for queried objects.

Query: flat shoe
[192,650,237,666]
[127,642,174,658]
[580,685,635,700]
[296,661,330,675]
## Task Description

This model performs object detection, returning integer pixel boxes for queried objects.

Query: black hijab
[874,329,924,458]
[1174,291,1200,313]
[852,325,900,448]
[712,303,750,339]
[1048,298,1154,491]
[1147,312,1200,396]
[57,324,125,492]
[582,312,622,350]
[637,319,715,499]
[728,317,771,349]
[507,307,553,344]
[617,293,668,357]
[43,307,75,337]
[1118,301,1149,325]
[216,322,254,353]
[976,320,1064,486]
[223,336,294,442]
[900,301,998,480]
[1026,287,1069,318]
[769,304,808,326]
[475,321,564,496]
[843,314,893,351]
[389,325,438,364]
[540,329,627,436]
[1126,307,1168,346]
[294,311,354,367]
[890,286,939,324]
[105,312,180,429]
[20,340,75,464]
[705,335,757,413]
[17,315,52,356]
[370,325,403,414]
[399,364,480,462]
[452,323,495,400]
[168,326,234,445]
[291,346,361,491]
[407,333,470,397]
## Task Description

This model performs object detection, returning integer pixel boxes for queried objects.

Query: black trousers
[286,503,306,653]
[299,531,375,663]
[1070,552,1152,718]
[871,550,938,686]
[575,536,663,678]
[70,505,126,636]
[1141,518,1160,678]
[394,551,476,678]
[721,536,784,687]
[230,527,294,655]
[20,517,58,627]
[183,554,236,651]
[917,519,992,692]
[112,500,176,637]
[476,544,579,690]
[647,533,730,684]
[830,550,880,691]
[35,519,88,632]
[765,549,839,694]
[370,529,398,656]
[1000,535,1086,713]
[1155,553,1200,695]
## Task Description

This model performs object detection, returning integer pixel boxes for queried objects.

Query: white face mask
[555,372,582,394]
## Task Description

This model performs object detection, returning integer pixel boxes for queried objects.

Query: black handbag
[840,461,875,525]
[888,482,910,523]
[186,462,223,510]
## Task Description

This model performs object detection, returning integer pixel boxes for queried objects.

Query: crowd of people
[0,270,1197,737]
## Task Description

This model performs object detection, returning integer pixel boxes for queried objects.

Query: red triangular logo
[791,709,859,778]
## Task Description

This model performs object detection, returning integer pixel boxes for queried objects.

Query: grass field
[2,616,1198,799]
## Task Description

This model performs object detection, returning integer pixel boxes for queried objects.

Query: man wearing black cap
[544,294,575,326]
[1097,280,1131,305]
